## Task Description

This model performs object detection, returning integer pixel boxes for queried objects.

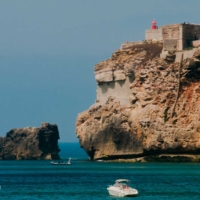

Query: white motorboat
[50,157,71,165]
[107,179,138,197]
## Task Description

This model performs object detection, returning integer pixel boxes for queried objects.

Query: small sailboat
[50,157,72,165]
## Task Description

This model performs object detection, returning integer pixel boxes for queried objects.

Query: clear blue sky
[0,0,199,142]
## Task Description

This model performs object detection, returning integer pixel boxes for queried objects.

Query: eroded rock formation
[76,42,200,162]
[0,122,60,160]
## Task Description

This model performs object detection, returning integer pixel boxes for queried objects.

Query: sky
[0,0,199,142]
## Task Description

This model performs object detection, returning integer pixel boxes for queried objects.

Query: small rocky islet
[0,122,60,160]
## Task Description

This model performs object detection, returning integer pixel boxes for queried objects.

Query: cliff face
[0,123,60,160]
[76,42,200,162]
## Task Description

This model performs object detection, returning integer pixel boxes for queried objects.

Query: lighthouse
[151,19,158,29]
[145,19,162,41]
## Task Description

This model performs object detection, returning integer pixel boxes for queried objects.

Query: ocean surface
[1,143,200,200]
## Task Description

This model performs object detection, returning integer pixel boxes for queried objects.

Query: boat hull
[50,158,71,165]
[107,187,138,197]
[50,162,71,165]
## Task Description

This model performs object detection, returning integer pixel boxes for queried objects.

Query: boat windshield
[114,179,131,187]
[115,179,131,184]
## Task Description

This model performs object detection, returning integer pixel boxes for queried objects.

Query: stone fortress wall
[182,24,200,48]
[96,78,134,105]
[120,41,143,50]
[95,70,134,105]
[162,24,182,50]
[146,22,200,51]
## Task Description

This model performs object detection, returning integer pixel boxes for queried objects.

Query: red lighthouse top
[151,19,158,29]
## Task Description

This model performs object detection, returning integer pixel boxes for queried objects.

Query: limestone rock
[114,70,126,81]
[76,42,200,162]
[193,49,200,59]
[0,123,60,160]
[95,71,113,83]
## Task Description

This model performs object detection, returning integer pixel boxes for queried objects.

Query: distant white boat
[50,157,71,165]
[107,179,138,197]
[67,157,71,165]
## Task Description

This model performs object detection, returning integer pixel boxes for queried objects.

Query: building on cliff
[145,20,200,50]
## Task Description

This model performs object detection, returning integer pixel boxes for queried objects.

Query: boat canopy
[115,179,130,183]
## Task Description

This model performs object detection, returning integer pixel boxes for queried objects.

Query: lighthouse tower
[151,19,158,29]
[145,20,162,41]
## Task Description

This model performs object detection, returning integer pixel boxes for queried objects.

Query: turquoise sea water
[1,143,200,200]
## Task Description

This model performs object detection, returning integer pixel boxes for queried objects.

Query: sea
[1,143,200,200]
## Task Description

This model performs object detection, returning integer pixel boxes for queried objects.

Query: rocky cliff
[0,122,60,160]
[76,41,200,162]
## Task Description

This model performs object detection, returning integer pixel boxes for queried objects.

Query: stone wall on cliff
[96,77,134,105]
[0,122,60,160]
[76,42,200,162]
